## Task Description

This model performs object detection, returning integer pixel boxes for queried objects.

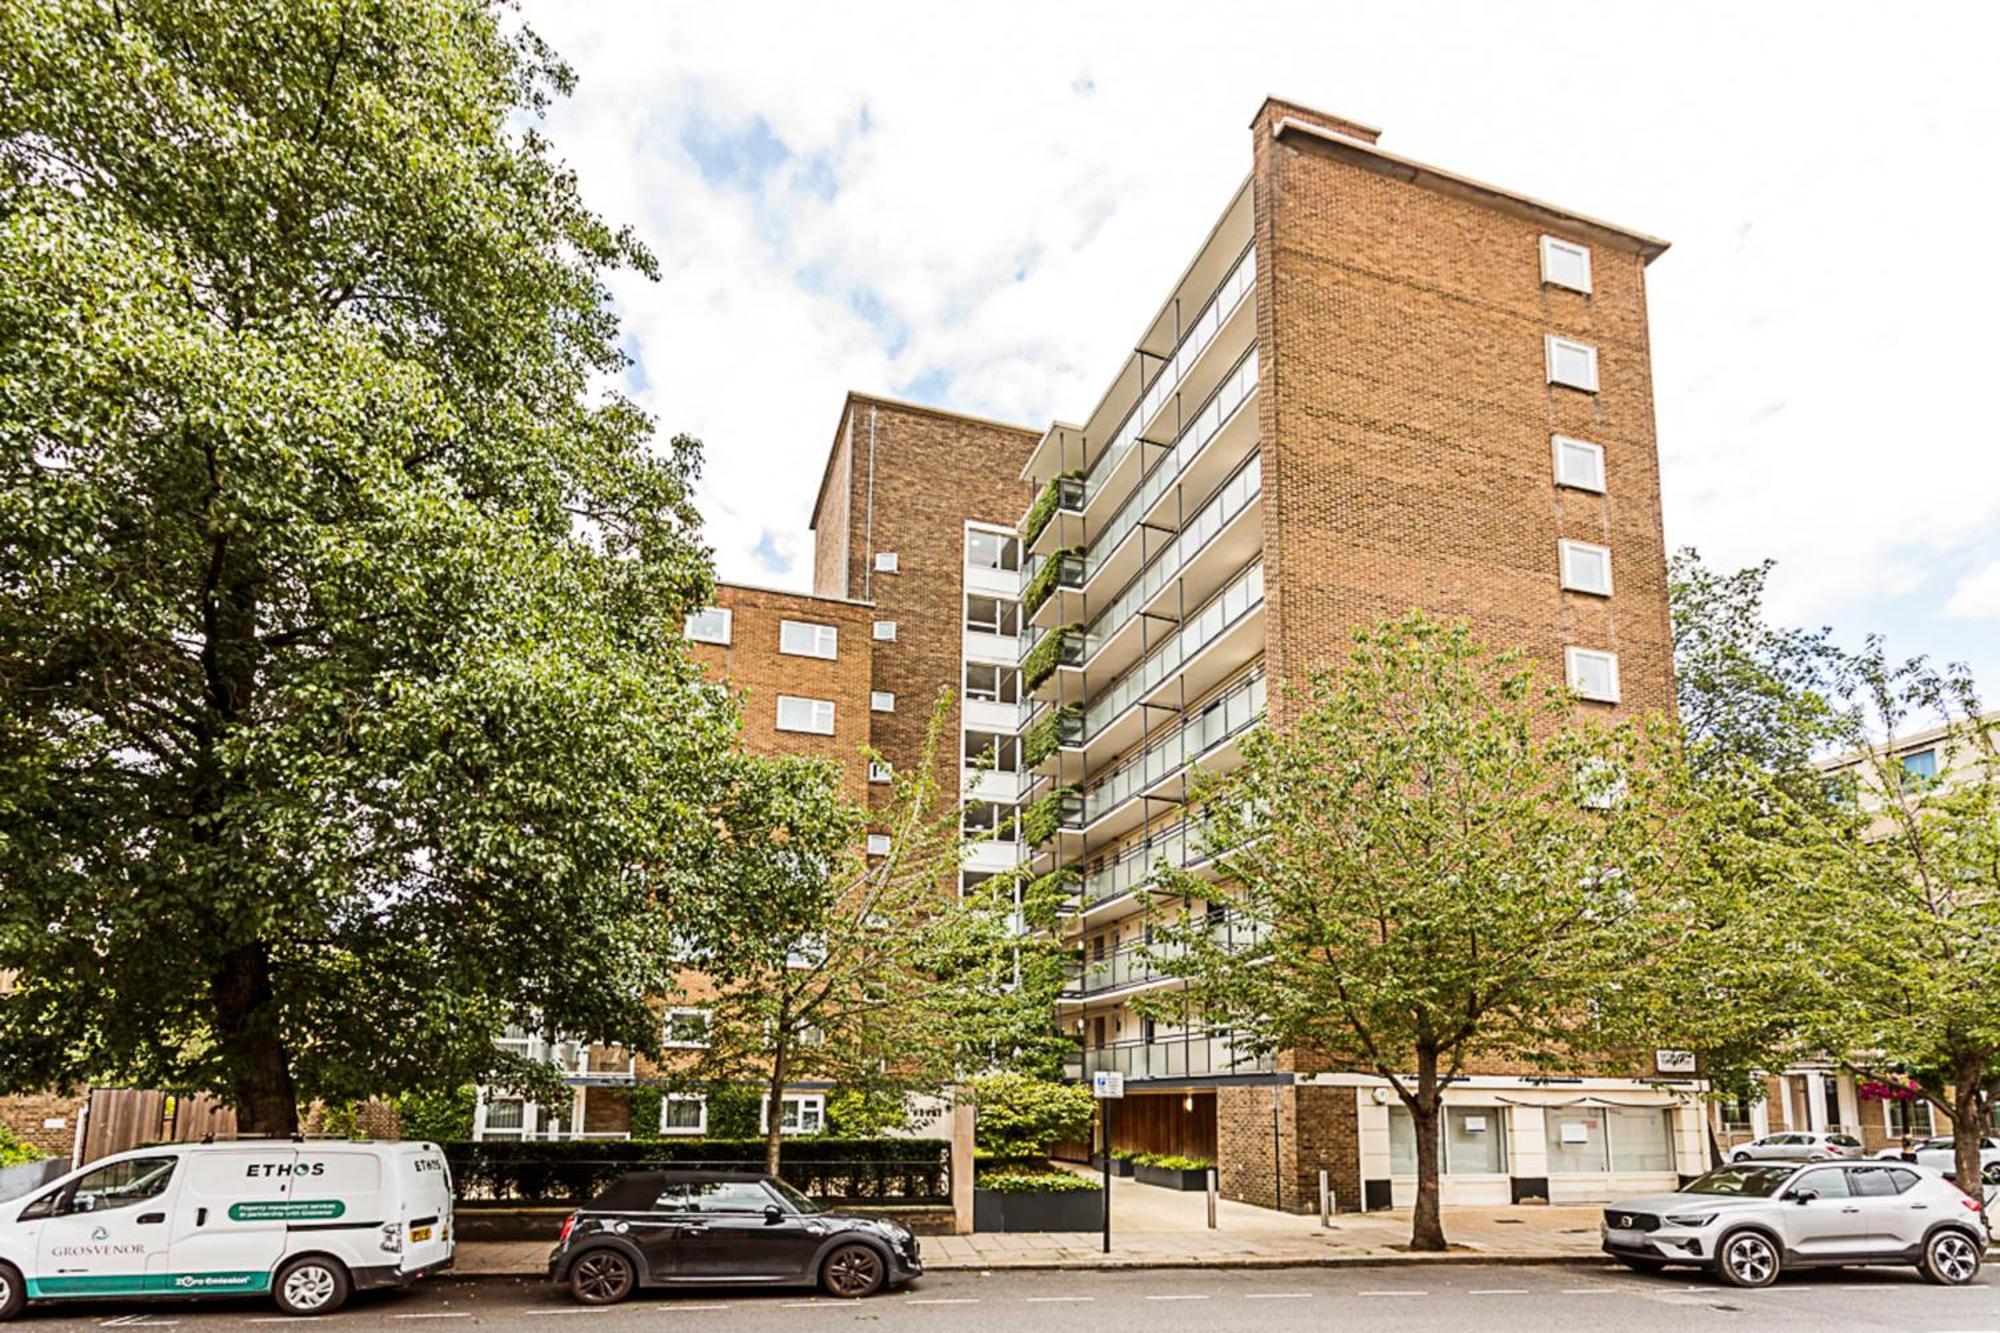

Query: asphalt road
[13,1261,2000,1331]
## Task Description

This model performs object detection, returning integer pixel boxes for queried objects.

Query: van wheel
[273,1255,351,1316]
[821,1243,886,1298]
[1921,1229,1983,1285]
[1716,1230,1781,1288]
[569,1250,636,1306]
[0,1261,24,1321]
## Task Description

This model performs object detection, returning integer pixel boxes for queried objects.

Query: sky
[523,0,2000,687]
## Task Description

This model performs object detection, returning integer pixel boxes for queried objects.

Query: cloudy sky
[524,0,2000,685]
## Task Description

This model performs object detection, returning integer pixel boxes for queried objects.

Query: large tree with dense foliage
[1149,614,1709,1250]
[0,0,732,1131]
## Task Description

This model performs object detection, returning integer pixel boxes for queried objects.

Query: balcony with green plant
[1022,546,1084,618]
[1020,470,1085,551]
[1023,701,1083,768]
[1022,623,1084,692]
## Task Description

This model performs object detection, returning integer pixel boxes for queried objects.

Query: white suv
[1875,1135,2000,1185]
[1602,1161,1987,1288]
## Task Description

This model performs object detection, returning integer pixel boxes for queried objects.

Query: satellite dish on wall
[1370,1087,1393,1105]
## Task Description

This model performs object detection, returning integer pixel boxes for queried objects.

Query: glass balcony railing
[1081,451,1262,660]
[1075,811,1212,912]
[1070,671,1265,829]
[1081,346,1259,586]
[1079,559,1265,744]
[1065,913,1270,997]
[1077,245,1255,512]
[1074,1031,1274,1080]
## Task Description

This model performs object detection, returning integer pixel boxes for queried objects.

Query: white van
[0,1139,454,1319]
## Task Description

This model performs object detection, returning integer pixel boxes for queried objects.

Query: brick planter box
[973,1187,1103,1232]
[1133,1162,1210,1191]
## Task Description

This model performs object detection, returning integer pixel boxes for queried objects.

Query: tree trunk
[211,941,298,1136]
[1952,1059,1987,1200]
[763,1035,789,1176]
[1408,1045,1447,1252]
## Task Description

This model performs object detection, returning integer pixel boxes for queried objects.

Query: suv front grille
[1603,1209,1662,1232]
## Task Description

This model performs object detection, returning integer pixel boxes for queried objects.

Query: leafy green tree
[968,1071,1094,1161]
[1147,614,1707,1250]
[674,695,1068,1173]
[0,0,731,1132]
[0,1122,46,1167]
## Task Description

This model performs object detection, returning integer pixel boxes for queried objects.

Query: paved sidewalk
[456,1174,1607,1274]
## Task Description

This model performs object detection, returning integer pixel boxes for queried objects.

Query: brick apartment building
[475,95,1709,1207]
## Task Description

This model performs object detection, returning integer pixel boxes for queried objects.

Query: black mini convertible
[547,1170,923,1303]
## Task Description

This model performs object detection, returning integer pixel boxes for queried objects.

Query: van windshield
[1681,1164,1796,1197]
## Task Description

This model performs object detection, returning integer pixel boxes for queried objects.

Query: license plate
[410,1226,433,1243]
[1605,1227,1644,1247]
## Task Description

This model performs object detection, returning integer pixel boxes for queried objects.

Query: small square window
[1565,647,1621,704]
[1901,748,1939,786]
[871,691,895,712]
[660,1095,707,1135]
[873,620,897,642]
[1545,335,1599,392]
[966,529,1020,572]
[1553,436,1606,493]
[868,760,893,785]
[1540,235,1592,293]
[777,695,836,735]
[663,1009,710,1049]
[866,833,892,856]
[684,608,732,645]
[762,1094,826,1136]
[779,620,838,659]
[1559,539,1613,596]
[874,551,900,574]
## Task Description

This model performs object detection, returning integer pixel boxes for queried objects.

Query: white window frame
[866,832,892,856]
[965,527,1020,573]
[868,760,893,785]
[873,620,897,642]
[1540,235,1592,293]
[662,1008,711,1050]
[1559,539,1614,596]
[776,695,836,736]
[873,551,899,574]
[659,1094,707,1136]
[684,607,733,646]
[1565,646,1622,704]
[870,691,895,713]
[778,619,839,660]
[1552,435,1606,493]
[1545,335,1600,392]
[760,1093,827,1136]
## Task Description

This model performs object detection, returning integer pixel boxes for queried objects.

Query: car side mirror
[764,1204,785,1225]
[1788,1188,1817,1204]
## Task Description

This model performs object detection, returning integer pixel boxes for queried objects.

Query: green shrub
[704,1084,762,1139]
[0,1122,47,1167]
[826,1088,908,1137]
[444,1138,949,1206]
[970,1072,1095,1158]
[627,1085,664,1141]
[977,1170,1100,1194]
[1132,1152,1211,1171]
[393,1086,476,1143]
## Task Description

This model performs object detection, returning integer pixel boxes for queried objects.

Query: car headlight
[1665,1212,1717,1228]
[380,1222,404,1254]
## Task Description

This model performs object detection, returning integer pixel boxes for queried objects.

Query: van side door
[165,1150,297,1295]
[29,1153,179,1298]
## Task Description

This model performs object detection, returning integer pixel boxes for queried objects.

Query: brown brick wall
[0,1090,82,1158]
[1251,101,1673,725]
[1215,1083,1364,1214]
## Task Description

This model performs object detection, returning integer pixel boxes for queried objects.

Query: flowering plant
[1858,1078,1918,1102]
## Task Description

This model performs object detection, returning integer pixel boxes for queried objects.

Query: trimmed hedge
[445,1138,949,1207]
[978,1171,1099,1193]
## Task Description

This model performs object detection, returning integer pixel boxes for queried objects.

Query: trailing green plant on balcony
[1021,469,1085,550]
[1022,545,1082,618]
[1023,702,1083,768]
[1020,865,1080,930]
[1019,784,1079,848]
[1021,623,1082,692]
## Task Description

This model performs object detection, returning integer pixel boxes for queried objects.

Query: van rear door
[165,1149,296,1296]
[397,1147,454,1271]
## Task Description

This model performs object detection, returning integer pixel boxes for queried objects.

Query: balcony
[1061,913,1271,1001]
[962,766,1028,804]
[1060,671,1265,849]
[963,629,1023,666]
[964,697,1030,734]
[962,836,1025,875]
[1069,1031,1275,1081]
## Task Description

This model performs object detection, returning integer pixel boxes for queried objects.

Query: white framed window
[868,760,893,785]
[663,1008,710,1049]
[1553,435,1606,493]
[776,695,836,735]
[873,620,897,642]
[779,619,838,659]
[1559,539,1613,596]
[761,1093,826,1136]
[870,691,895,712]
[1545,335,1599,392]
[966,528,1020,572]
[684,607,732,645]
[481,1096,526,1136]
[965,663,1020,704]
[965,596,1020,637]
[660,1095,707,1136]
[873,551,900,574]
[1540,235,1592,293]
[1565,647,1621,704]
[866,832,892,856]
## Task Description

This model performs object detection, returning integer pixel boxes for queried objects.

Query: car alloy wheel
[570,1250,636,1306]
[274,1256,349,1316]
[822,1243,886,1298]
[0,1261,23,1321]
[1719,1231,1780,1288]
[1983,1162,2000,1186]
[1925,1230,1982,1285]
[1731,1152,1751,1164]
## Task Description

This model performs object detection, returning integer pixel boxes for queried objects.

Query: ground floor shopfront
[1099,1072,1706,1214]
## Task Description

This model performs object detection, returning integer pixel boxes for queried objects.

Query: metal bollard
[1319,1168,1331,1228]
[1206,1168,1218,1229]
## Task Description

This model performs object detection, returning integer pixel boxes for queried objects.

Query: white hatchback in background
[1729,1131,1864,1163]
[0,1140,453,1321]
[1874,1135,2000,1185]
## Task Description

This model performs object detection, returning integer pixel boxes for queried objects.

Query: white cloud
[522,0,2000,677]
[1946,563,2000,620]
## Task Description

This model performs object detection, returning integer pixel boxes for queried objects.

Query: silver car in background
[1875,1135,2000,1185]
[1729,1130,1864,1163]
[1601,1161,1987,1288]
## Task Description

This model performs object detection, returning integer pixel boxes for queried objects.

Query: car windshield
[765,1177,822,1215]
[1682,1164,1798,1197]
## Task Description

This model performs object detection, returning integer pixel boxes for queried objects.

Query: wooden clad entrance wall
[1107,1090,1216,1160]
